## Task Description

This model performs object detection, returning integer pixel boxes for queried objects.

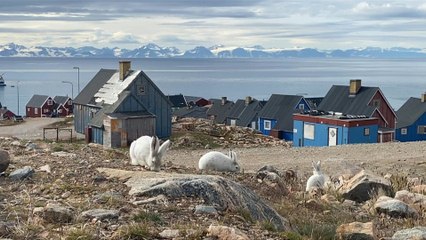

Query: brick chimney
[349,79,362,96]
[422,93,426,103]
[221,97,227,105]
[119,60,131,80]
[245,96,252,106]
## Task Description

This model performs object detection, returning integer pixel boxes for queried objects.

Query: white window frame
[401,128,407,135]
[304,123,315,140]
[364,127,370,136]
[47,99,53,105]
[264,120,271,130]
[230,119,237,127]
[298,104,305,110]
[34,108,38,114]
[418,125,426,134]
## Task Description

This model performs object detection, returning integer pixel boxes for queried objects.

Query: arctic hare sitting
[198,150,240,172]
[306,160,327,192]
[129,136,171,171]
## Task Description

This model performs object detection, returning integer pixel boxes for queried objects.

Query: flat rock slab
[97,168,291,231]
[392,226,426,240]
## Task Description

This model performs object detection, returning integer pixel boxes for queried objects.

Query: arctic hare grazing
[306,160,327,192]
[129,136,171,171]
[198,150,240,172]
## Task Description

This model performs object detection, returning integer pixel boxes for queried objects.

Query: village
[0,60,425,239]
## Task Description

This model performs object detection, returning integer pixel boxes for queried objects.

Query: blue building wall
[74,104,100,134]
[259,118,277,136]
[283,131,293,141]
[91,127,103,144]
[293,120,378,147]
[396,112,426,142]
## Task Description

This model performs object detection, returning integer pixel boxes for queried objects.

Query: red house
[0,107,16,120]
[53,96,73,117]
[318,79,397,143]
[26,94,55,117]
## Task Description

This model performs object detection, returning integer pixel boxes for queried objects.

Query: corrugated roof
[26,94,50,108]
[396,97,426,128]
[94,70,140,105]
[227,99,264,127]
[168,94,187,108]
[73,69,116,105]
[53,96,70,105]
[173,106,208,119]
[207,99,234,124]
[258,94,305,131]
[318,85,378,116]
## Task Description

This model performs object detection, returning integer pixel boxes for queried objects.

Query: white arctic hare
[198,150,240,172]
[305,160,327,192]
[129,135,171,171]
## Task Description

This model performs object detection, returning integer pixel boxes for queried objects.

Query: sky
[1,1,426,51]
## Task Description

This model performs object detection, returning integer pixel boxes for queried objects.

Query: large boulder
[335,221,377,240]
[33,203,74,223]
[97,168,291,231]
[9,166,34,180]
[392,226,426,240]
[374,196,418,218]
[394,190,426,211]
[0,150,10,173]
[338,170,392,202]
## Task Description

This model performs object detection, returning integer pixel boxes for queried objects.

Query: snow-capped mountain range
[1,42,426,58]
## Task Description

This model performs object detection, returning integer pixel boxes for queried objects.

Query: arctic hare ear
[158,139,171,158]
[232,151,237,162]
[150,136,158,154]
[317,160,321,169]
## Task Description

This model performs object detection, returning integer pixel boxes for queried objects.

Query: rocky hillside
[0,131,425,239]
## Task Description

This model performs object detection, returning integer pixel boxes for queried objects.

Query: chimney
[221,97,227,105]
[245,96,252,106]
[119,60,131,80]
[422,93,426,103]
[349,79,362,96]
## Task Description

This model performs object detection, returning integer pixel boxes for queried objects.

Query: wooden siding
[73,104,101,134]
[91,127,103,144]
[125,117,156,144]
[369,91,396,128]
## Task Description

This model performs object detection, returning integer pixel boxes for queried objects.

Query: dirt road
[0,118,65,140]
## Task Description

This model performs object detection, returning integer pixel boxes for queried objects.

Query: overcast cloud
[0,0,425,50]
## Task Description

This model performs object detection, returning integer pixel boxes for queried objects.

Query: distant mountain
[1,42,426,58]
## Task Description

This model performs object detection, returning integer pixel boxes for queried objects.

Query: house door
[328,127,337,146]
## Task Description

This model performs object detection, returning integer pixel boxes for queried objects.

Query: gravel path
[0,118,65,139]
[166,141,426,177]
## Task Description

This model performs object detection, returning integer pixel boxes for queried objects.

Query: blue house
[293,111,379,147]
[73,61,172,148]
[257,94,311,140]
[225,96,265,129]
[395,93,426,142]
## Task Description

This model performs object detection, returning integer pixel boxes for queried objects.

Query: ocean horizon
[0,57,425,116]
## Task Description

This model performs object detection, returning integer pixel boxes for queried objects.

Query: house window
[230,119,237,127]
[264,120,271,130]
[43,109,49,113]
[401,128,407,135]
[298,104,304,110]
[364,127,370,136]
[418,126,426,134]
[67,100,72,105]
[58,109,62,113]
[47,99,53,105]
[34,108,38,114]
[27,108,30,112]
[137,84,146,95]
[372,100,380,108]
[304,123,315,140]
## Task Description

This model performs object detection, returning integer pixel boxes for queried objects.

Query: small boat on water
[0,73,6,87]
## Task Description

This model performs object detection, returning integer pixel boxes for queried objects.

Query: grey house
[206,97,234,124]
[226,96,265,129]
[73,61,172,148]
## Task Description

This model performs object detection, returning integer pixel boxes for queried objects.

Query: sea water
[0,57,425,116]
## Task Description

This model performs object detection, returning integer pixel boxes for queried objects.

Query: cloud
[351,2,426,19]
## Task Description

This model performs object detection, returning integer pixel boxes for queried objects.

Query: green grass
[65,228,98,240]
[112,223,154,240]
[132,211,163,224]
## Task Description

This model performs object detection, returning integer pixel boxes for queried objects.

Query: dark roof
[305,97,324,110]
[258,94,305,131]
[207,99,234,124]
[53,96,70,105]
[74,69,116,105]
[0,101,2,108]
[396,97,426,128]
[318,85,379,116]
[173,106,208,119]
[168,94,187,108]
[26,94,51,108]
[227,98,264,127]
[90,91,153,128]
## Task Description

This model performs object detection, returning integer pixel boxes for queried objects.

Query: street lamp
[62,81,74,99]
[73,66,80,94]
[16,81,20,115]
